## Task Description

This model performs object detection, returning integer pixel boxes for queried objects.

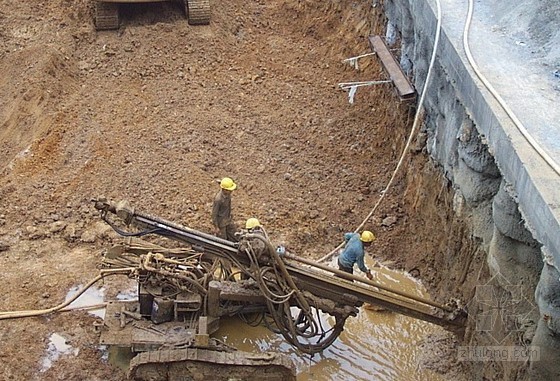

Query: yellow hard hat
[360,230,375,243]
[245,217,260,230]
[220,177,237,191]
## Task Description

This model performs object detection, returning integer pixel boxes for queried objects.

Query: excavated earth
[0,1,480,380]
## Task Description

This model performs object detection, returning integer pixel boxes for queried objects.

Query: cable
[318,0,443,263]
[0,268,134,320]
[464,0,560,176]
[60,303,108,312]
[102,213,163,237]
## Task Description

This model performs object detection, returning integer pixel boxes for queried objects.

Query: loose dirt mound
[0,1,463,380]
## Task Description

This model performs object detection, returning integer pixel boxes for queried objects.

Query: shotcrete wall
[382,0,560,379]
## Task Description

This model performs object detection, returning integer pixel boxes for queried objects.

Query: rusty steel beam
[369,35,416,101]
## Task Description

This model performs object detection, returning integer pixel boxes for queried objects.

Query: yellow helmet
[360,230,375,243]
[220,177,237,191]
[245,217,261,230]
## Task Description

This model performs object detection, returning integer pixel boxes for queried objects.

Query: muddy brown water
[215,258,446,381]
[105,260,445,380]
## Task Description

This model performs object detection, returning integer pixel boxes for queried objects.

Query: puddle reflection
[65,285,105,318]
[40,333,79,372]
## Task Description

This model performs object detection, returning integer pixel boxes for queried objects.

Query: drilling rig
[93,199,466,381]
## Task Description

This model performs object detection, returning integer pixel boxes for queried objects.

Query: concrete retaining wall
[382,0,560,378]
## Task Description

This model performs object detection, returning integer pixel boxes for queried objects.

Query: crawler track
[185,0,211,25]
[129,348,295,381]
[95,1,120,30]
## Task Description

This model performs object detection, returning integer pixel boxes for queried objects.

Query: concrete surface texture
[432,0,560,267]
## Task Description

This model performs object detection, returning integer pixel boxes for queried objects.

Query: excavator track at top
[94,0,210,31]
[184,0,210,25]
[95,2,120,30]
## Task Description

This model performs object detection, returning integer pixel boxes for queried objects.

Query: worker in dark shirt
[337,231,375,280]
[212,177,237,241]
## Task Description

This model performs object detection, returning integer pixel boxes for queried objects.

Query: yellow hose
[0,268,135,320]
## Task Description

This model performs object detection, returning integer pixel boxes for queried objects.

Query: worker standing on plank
[337,231,375,280]
[212,177,238,242]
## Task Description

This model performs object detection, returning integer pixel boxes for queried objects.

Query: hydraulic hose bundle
[243,233,350,354]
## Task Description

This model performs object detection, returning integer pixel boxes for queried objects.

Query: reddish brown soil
[0,1,476,380]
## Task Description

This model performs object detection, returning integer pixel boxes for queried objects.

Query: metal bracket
[338,80,392,104]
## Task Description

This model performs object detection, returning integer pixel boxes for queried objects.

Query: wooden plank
[369,35,416,101]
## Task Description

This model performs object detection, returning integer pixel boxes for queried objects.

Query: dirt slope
[0,1,467,380]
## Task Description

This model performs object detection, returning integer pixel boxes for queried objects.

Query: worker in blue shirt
[337,231,376,280]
